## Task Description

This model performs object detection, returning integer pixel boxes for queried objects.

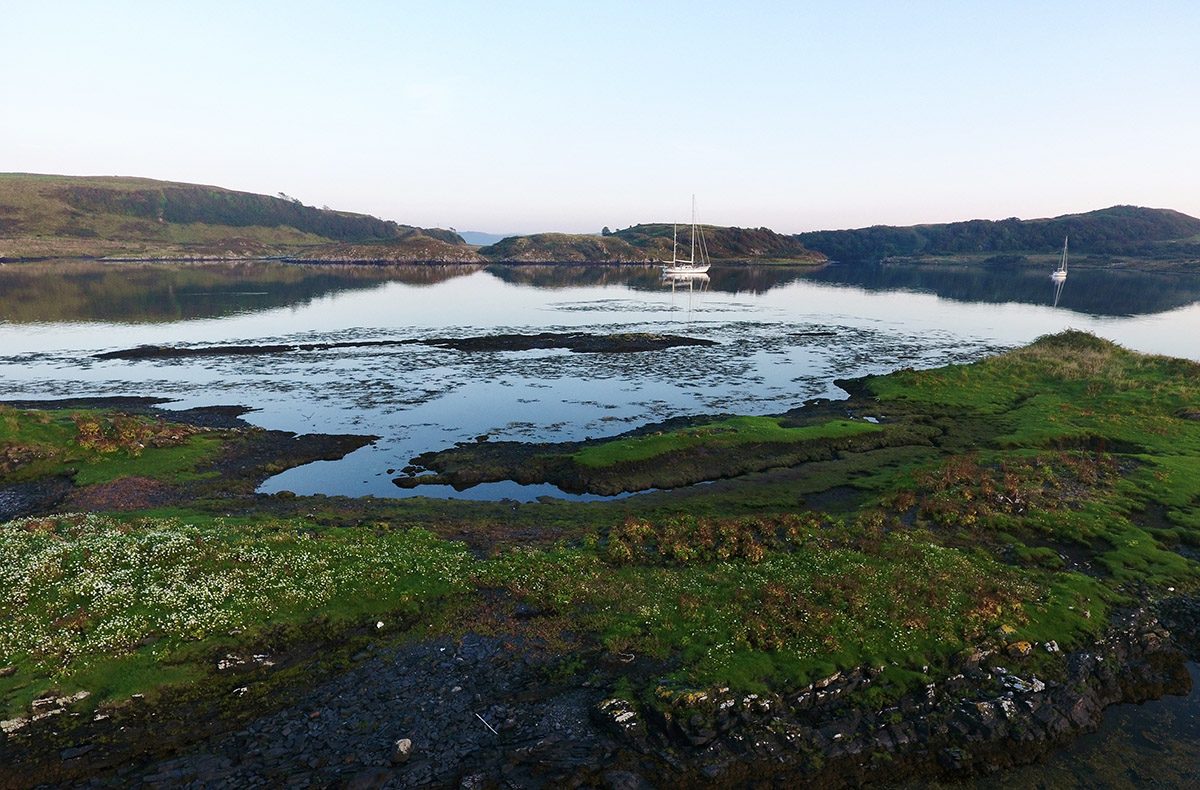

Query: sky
[3,1,1198,235]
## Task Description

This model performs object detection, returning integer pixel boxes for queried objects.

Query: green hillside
[796,205,1200,264]
[6,173,1198,267]
[480,224,824,263]
[478,233,647,262]
[0,173,471,262]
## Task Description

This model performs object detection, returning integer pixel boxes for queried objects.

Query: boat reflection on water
[662,271,710,320]
[1053,272,1067,308]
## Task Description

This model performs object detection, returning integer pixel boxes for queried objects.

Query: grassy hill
[6,174,1198,268]
[477,233,648,262]
[0,173,474,262]
[795,205,1200,265]
[480,224,824,264]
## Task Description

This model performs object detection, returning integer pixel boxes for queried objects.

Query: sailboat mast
[689,195,696,265]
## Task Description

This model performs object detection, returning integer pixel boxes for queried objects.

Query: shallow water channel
[3,260,1200,500]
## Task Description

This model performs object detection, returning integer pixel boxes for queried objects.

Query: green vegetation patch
[867,331,1200,455]
[0,513,471,714]
[475,515,1043,694]
[572,416,881,468]
[0,406,226,485]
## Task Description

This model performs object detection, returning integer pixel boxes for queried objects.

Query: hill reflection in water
[799,262,1200,317]
[5,260,1199,324]
[0,260,484,323]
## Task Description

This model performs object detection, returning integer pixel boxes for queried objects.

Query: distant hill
[478,233,647,262]
[6,174,1198,268]
[795,206,1200,264]
[479,225,823,263]
[0,173,474,262]
[458,230,513,246]
[614,224,823,263]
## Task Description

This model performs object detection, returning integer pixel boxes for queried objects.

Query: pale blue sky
[4,1,1198,234]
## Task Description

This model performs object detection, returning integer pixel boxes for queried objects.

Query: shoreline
[1,605,1195,788]
[1,252,1194,271]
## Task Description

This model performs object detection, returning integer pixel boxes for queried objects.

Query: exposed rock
[603,769,653,790]
[458,773,488,790]
[389,737,413,764]
[344,766,393,790]
[95,332,715,361]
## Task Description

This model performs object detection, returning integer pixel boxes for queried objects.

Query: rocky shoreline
[1,604,1194,789]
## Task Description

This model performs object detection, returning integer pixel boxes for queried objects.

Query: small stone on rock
[390,737,413,764]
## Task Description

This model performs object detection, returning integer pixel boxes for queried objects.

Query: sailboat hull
[662,263,710,274]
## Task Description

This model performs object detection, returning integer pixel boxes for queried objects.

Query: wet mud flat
[93,332,717,360]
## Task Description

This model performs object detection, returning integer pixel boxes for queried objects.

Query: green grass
[0,514,472,716]
[572,416,881,468]
[475,523,1037,693]
[71,434,224,485]
[1,406,228,485]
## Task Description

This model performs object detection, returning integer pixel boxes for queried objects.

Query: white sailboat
[1051,236,1068,281]
[662,197,711,275]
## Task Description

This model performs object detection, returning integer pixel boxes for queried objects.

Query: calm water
[3,260,1200,500]
[3,260,1200,786]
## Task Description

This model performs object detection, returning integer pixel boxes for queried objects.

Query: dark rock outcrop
[0,610,1192,789]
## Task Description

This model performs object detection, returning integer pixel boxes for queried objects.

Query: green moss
[71,434,225,485]
[572,416,881,468]
[0,407,230,486]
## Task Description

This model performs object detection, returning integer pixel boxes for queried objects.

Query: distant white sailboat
[662,196,711,275]
[1051,236,1068,280]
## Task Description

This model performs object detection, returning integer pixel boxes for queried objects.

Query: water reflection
[801,262,1200,316]
[482,263,812,296]
[8,260,1199,324]
[661,272,710,321]
[0,260,483,323]
[1053,274,1067,308]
